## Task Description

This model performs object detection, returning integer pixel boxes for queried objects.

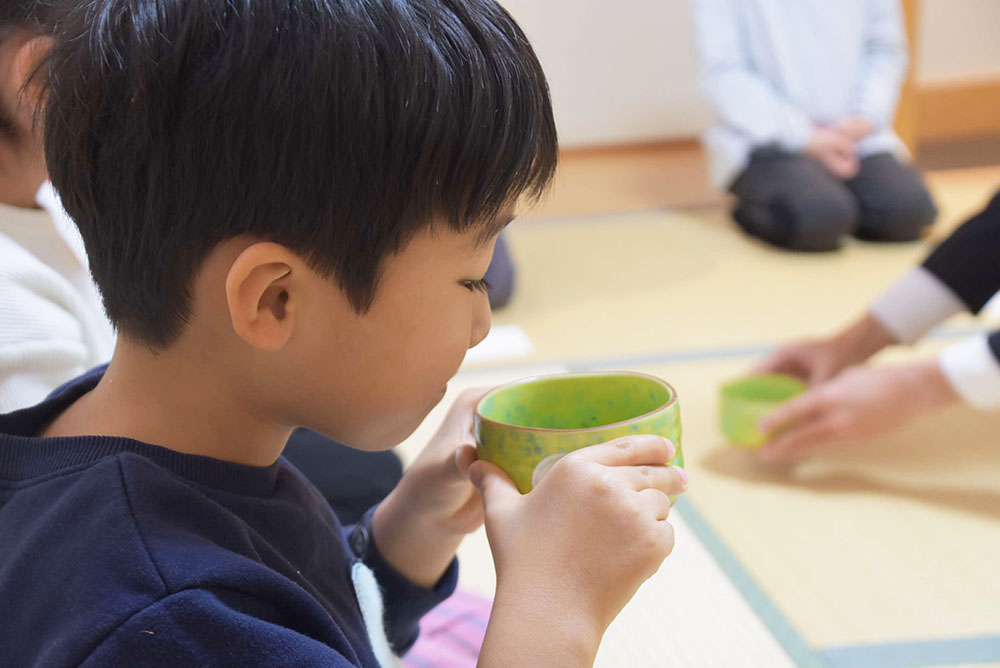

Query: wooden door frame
[895,0,919,154]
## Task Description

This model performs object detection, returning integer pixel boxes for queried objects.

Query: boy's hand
[400,388,490,535]
[807,127,860,179]
[472,436,688,665]
[758,361,958,461]
[372,389,488,588]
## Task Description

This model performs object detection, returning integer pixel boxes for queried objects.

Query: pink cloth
[402,588,492,668]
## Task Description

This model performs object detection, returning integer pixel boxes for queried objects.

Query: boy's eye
[462,278,491,293]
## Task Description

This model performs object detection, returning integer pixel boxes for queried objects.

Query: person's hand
[754,313,897,386]
[833,116,875,143]
[471,435,688,665]
[757,361,959,461]
[398,388,491,534]
[806,126,860,179]
[372,388,490,587]
[754,338,851,386]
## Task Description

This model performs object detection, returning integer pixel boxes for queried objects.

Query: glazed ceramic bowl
[719,374,806,449]
[474,372,682,494]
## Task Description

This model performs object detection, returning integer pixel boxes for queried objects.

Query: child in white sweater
[0,6,115,412]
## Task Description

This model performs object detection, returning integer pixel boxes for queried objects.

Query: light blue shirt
[693,0,909,188]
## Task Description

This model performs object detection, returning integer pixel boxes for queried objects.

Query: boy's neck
[42,342,293,467]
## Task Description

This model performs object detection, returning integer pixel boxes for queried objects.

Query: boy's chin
[376,396,448,449]
[372,411,436,449]
[315,408,437,452]
[302,388,449,452]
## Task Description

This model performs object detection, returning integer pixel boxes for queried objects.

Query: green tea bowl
[474,372,683,494]
[719,374,807,449]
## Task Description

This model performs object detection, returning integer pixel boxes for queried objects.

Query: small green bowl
[475,372,683,494]
[719,374,806,449]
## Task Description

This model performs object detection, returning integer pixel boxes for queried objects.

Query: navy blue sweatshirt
[0,368,456,667]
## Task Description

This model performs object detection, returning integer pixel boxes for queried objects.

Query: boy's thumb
[467,460,520,508]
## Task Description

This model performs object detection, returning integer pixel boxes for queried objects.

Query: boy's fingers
[653,518,677,559]
[636,488,673,522]
[758,389,826,434]
[453,444,478,476]
[454,387,494,411]
[572,436,676,468]
[433,386,494,443]
[625,465,688,496]
[450,387,493,432]
[467,460,520,510]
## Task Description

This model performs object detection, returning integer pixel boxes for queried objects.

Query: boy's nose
[468,298,492,349]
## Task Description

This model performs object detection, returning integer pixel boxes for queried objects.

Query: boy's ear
[225,242,298,351]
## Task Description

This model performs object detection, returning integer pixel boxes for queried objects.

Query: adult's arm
[869,191,1000,408]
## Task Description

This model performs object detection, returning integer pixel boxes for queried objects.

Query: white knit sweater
[0,183,115,413]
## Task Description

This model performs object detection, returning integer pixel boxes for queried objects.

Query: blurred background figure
[694,0,938,251]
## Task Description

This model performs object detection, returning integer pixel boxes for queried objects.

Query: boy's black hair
[43,0,557,347]
[0,0,56,31]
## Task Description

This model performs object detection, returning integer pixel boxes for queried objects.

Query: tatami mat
[595,507,800,668]
[485,210,979,370]
[635,352,1000,650]
[395,167,1000,667]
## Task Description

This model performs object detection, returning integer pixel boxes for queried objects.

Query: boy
[0,1,688,666]
[0,0,403,533]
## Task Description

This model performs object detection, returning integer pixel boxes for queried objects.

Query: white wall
[498,0,711,148]
[917,0,1000,85]
[499,0,1000,149]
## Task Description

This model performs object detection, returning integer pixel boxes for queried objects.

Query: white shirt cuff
[869,267,967,344]
[938,335,1000,410]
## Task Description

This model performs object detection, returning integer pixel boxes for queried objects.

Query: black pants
[729,149,937,252]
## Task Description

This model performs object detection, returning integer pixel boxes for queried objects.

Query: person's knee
[781,191,858,251]
[733,191,857,252]
[886,190,937,241]
[859,183,937,242]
